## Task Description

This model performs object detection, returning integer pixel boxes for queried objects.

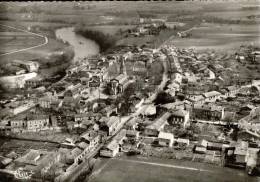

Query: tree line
[75,26,117,52]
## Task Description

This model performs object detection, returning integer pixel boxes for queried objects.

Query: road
[144,56,170,104]
[0,24,49,57]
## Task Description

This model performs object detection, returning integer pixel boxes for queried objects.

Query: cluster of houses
[1,39,260,180]
[126,21,167,37]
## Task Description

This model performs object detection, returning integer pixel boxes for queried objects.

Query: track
[112,158,213,172]
[0,24,49,57]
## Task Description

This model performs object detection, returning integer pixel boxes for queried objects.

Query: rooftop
[194,103,223,112]
[158,131,174,141]
[147,112,171,130]
[171,109,189,117]
[105,116,119,128]
[203,91,221,98]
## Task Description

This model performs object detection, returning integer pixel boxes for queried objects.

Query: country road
[0,24,49,57]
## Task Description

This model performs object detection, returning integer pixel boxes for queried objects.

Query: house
[100,140,119,158]
[8,100,36,115]
[251,51,260,63]
[169,109,190,128]
[113,129,127,144]
[158,131,174,147]
[80,130,100,148]
[67,147,83,165]
[199,139,209,148]
[26,115,50,131]
[202,91,222,102]
[175,138,190,146]
[187,94,205,105]
[220,86,239,98]
[74,113,96,124]
[144,112,171,136]
[101,116,125,136]
[100,105,117,117]
[126,130,140,140]
[206,141,225,151]
[173,73,182,84]
[77,141,90,150]
[15,149,61,174]
[161,101,185,110]
[39,97,52,109]
[25,77,47,88]
[125,117,138,130]
[61,97,80,111]
[234,141,248,164]
[0,156,12,168]
[193,103,225,121]
[11,60,39,72]
[9,115,27,133]
[226,86,239,97]
[60,138,76,149]
[194,146,207,154]
[64,89,80,99]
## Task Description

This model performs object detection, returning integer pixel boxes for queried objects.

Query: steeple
[120,56,127,75]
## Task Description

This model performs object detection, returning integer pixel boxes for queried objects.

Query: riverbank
[74,25,116,53]
[55,27,100,62]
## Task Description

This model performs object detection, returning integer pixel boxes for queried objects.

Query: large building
[193,104,225,121]
[101,116,125,136]
[169,109,190,128]
[145,112,171,136]
[11,60,39,73]
[26,115,50,131]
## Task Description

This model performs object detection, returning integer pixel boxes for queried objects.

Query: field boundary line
[113,158,213,172]
[0,24,49,57]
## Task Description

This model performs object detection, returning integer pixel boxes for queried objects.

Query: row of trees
[75,26,117,52]
[168,14,257,25]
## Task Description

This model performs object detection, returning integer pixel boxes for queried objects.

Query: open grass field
[89,157,258,182]
[204,10,260,20]
[0,36,44,55]
[0,21,68,64]
[0,24,44,55]
[0,38,67,63]
[168,23,260,51]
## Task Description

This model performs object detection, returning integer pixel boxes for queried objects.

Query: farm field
[169,23,260,51]
[204,10,260,20]
[0,25,44,55]
[0,36,44,55]
[89,156,258,182]
[0,22,68,64]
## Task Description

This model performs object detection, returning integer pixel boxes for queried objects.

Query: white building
[158,131,174,147]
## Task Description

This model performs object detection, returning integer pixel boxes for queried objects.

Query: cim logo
[14,168,33,180]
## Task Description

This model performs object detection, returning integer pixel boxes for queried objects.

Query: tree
[154,91,175,105]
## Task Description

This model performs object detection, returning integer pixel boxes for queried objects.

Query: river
[55,27,100,63]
